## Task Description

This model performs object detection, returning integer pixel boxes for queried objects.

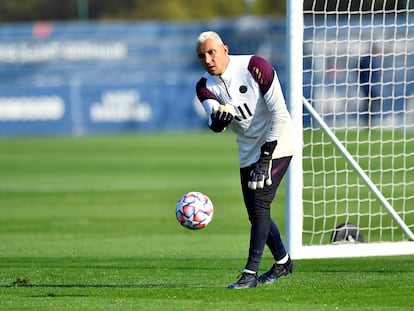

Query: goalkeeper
[195,31,296,289]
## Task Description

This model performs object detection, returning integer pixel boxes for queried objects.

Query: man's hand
[209,104,235,132]
[248,141,278,190]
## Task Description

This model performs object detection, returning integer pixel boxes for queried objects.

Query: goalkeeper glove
[209,104,235,132]
[248,140,278,190]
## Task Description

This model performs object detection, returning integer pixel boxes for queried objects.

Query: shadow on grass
[2,282,191,289]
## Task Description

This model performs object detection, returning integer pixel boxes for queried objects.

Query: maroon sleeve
[196,77,219,102]
[247,55,275,94]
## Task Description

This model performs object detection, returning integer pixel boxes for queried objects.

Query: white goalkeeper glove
[209,104,235,132]
[248,141,278,190]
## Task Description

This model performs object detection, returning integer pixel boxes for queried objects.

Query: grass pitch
[0,132,413,310]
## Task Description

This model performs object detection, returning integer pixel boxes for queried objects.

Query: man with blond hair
[195,31,295,289]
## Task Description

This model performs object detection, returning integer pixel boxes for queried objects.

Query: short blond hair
[196,31,224,47]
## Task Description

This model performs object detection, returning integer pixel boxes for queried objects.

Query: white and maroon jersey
[196,55,295,168]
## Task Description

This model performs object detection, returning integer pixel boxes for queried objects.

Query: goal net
[286,0,414,258]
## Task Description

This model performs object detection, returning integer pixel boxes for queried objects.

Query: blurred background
[0,0,412,136]
[0,0,288,137]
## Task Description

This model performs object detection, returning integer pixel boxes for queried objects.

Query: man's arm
[248,56,290,143]
[196,77,235,132]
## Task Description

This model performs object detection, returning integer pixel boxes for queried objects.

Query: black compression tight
[240,156,292,272]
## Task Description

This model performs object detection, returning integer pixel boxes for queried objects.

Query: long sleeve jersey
[196,55,295,168]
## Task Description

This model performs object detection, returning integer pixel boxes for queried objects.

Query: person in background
[359,43,382,127]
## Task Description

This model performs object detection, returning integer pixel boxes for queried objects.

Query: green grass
[1,132,413,310]
[302,128,414,244]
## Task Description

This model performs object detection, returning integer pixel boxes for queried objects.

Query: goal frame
[285,0,414,259]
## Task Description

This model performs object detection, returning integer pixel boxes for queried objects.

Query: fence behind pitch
[0,17,286,136]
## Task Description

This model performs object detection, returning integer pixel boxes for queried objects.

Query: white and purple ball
[176,191,214,230]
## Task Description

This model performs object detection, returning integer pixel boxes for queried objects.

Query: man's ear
[224,44,229,54]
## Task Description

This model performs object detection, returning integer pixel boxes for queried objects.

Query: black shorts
[240,156,292,222]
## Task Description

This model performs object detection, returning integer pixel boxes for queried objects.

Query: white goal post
[286,0,414,259]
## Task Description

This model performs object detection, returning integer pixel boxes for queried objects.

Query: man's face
[196,38,229,75]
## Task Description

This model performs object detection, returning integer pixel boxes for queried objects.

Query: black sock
[245,220,270,272]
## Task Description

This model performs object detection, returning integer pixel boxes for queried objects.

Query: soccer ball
[175,191,214,230]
